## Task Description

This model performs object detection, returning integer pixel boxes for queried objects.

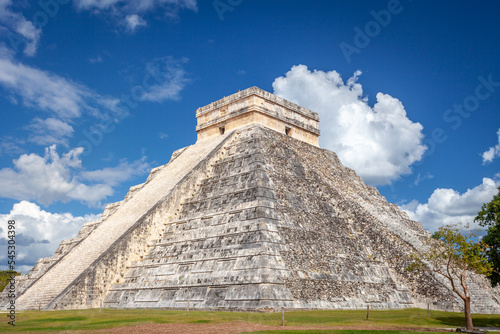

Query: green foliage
[430,225,492,278]
[475,186,500,286]
[475,186,500,227]
[408,225,491,284]
[0,270,21,292]
[481,225,500,286]
[407,224,491,330]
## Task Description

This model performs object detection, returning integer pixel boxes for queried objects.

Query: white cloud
[0,52,184,152]
[400,178,500,232]
[0,52,122,120]
[0,145,150,206]
[482,128,500,164]
[25,118,74,146]
[272,65,427,185]
[0,145,108,205]
[0,136,23,156]
[74,0,197,30]
[139,56,190,102]
[0,201,100,272]
[413,172,434,186]
[0,0,41,56]
[124,14,147,32]
[75,0,198,11]
[81,156,150,186]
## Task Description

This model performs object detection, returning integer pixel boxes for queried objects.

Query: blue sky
[0,0,499,272]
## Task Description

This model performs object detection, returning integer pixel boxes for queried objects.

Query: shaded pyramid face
[5,89,499,312]
[103,124,477,311]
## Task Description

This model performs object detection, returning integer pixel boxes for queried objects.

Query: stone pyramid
[4,87,500,312]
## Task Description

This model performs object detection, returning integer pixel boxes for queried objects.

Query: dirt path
[91,321,454,333]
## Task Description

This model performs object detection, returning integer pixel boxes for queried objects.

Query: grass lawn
[247,331,451,334]
[0,308,499,333]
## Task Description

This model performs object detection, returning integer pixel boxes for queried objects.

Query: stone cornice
[195,106,321,135]
[196,86,319,121]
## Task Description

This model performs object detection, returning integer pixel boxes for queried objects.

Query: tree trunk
[464,297,473,330]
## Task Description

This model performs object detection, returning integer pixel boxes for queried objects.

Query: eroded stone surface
[5,88,500,313]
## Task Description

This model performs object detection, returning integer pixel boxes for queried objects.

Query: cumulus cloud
[0,0,42,56]
[0,52,122,120]
[0,201,100,272]
[0,145,150,206]
[482,128,500,164]
[400,178,500,232]
[138,56,190,102]
[0,145,108,205]
[74,0,197,30]
[272,65,427,185]
[25,118,74,146]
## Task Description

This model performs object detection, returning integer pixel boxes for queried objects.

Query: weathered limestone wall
[96,125,500,312]
[0,177,149,308]
[258,126,499,313]
[11,132,232,310]
[104,126,294,310]
[10,124,500,313]
[46,134,235,309]
[0,218,103,307]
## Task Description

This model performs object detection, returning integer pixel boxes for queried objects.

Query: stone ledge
[196,86,319,121]
[196,106,320,135]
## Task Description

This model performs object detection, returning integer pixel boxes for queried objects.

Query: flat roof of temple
[196,86,319,121]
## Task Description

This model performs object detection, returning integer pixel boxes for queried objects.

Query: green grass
[0,308,499,333]
[246,331,448,334]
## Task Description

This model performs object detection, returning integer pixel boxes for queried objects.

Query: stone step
[14,133,231,310]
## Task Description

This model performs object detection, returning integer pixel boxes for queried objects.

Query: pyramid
[4,87,500,312]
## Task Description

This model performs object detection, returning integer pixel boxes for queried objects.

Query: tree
[407,224,492,331]
[475,186,500,286]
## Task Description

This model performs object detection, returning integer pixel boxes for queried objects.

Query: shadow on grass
[90,318,144,325]
[189,319,212,323]
[246,331,449,334]
[21,316,86,323]
[434,315,500,328]
[15,317,145,332]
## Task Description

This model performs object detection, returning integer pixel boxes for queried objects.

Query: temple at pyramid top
[196,86,321,146]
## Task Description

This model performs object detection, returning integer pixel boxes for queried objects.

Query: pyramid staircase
[13,133,231,310]
[104,126,294,309]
